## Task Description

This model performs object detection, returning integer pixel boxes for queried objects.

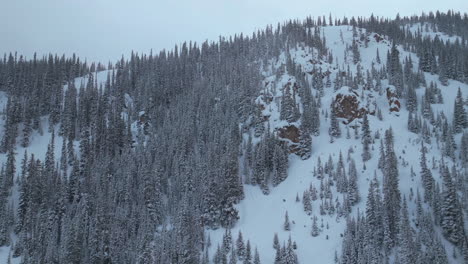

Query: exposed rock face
[277,125,300,153]
[386,86,401,113]
[331,86,378,124]
[332,87,367,124]
[373,33,384,42]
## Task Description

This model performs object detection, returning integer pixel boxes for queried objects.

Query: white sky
[0,0,466,63]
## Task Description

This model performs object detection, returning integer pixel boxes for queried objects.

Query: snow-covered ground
[208,25,467,263]
[63,69,110,92]
[0,25,466,263]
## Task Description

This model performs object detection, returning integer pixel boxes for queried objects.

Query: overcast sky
[0,0,466,63]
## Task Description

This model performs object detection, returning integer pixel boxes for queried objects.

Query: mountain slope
[208,25,468,263]
[0,12,467,264]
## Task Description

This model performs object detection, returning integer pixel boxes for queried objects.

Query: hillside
[0,11,468,264]
[207,24,468,263]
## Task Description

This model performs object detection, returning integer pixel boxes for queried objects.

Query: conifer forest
[0,9,468,264]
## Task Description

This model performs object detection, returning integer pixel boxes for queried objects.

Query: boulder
[373,33,384,42]
[331,87,368,124]
[277,125,300,143]
[386,86,400,113]
[277,125,301,153]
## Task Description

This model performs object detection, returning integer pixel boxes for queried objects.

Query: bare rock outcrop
[331,86,378,124]
[277,125,300,153]
[332,87,366,124]
[386,86,400,113]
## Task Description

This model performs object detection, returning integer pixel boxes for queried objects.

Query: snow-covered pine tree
[420,142,435,203]
[382,128,400,247]
[273,233,280,250]
[298,124,312,160]
[329,103,341,140]
[253,248,261,264]
[440,164,465,245]
[302,191,312,215]
[347,159,359,205]
[453,87,467,133]
[361,113,371,162]
[237,231,245,260]
[283,237,298,264]
[244,240,252,264]
[284,211,291,231]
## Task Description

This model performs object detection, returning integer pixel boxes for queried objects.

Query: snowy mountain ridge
[0,13,467,264]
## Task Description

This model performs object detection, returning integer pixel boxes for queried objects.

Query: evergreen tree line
[0,10,466,263]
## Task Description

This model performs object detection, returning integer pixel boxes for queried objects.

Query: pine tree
[16,155,33,235]
[283,237,298,264]
[229,247,237,264]
[298,126,312,160]
[361,113,371,162]
[422,120,431,144]
[253,248,260,264]
[284,211,291,231]
[244,240,252,264]
[44,131,55,179]
[407,111,420,133]
[237,231,245,260]
[21,116,32,148]
[429,236,449,264]
[280,85,299,123]
[5,147,15,190]
[302,191,312,215]
[352,39,361,64]
[311,216,320,237]
[273,233,280,250]
[313,68,324,97]
[60,136,68,174]
[272,143,288,186]
[347,159,359,205]
[460,132,468,164]
[67,136,75,166]
[438,55,449,86]
[274,247,282,264]
[254,106,265,138]
[382,128,400,247]
[376,48,381,64]
[398,197,415,264]
[444,128,457,160]
[388,43,403,96]
[222,229,232,253]
[420,142,434,203]
[378,139,385,169]
[311,97,320,136]
[0,201,8,246]
[406,85,418,112]
[329,104,341,139]
[453,87,467,133]
[365,177,383,255]
[440,164,465,245]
